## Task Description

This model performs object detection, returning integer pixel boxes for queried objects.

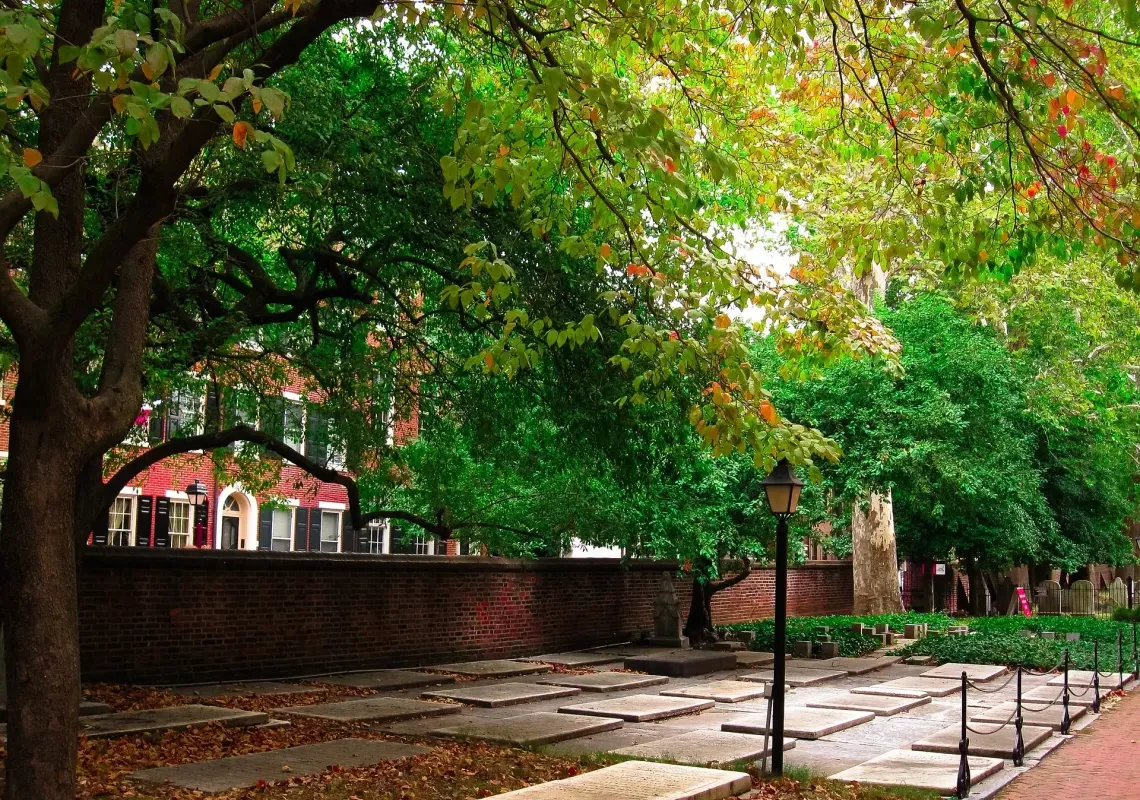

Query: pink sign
[1016,586,1032,618]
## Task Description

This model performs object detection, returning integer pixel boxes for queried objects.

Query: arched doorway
[215,488,258,550]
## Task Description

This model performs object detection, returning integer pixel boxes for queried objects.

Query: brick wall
[77,549,854,684]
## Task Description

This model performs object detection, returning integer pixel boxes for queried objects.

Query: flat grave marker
[612,730,795,766]
[273,697,459,723]
[559,694,713,722]
[1021,683,1098,707]
[624,650,736,677]
[80,705,267,739]
[739,667,846,687]
[1047,670,1132,690]
[817,656,902,675]
[489,760,751,800]
[427,660,550,678]
[722,707,874,740]
[971,701,1086,732]
[170,681,326,699]
[829,749,1004,794]
[806,691,931,716]
[521,652,624,667]
[852,677,961,697]
[921,663,1008,682]
[422,683,581,708]
[911,723,1053,759]
[317,671,455,690]
[537,672,669,693]
[660,680,770,703]
[431,712,623,746]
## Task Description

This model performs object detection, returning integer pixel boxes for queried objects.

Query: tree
[2,0,1140,795]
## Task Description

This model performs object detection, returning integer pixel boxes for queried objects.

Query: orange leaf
[1043,72,1056,88]
[141,61,154,81]
[232,121,252,149]
[22,147,41,167]
[599,243,612,258]
[714,313,731,329]
[759,400,777,424]
[208,64,223,81]
[252,96,263,114]
[112,94,130,114]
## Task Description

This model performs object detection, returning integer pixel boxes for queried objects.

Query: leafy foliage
[729,613,956,657]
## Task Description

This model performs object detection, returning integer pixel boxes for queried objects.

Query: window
[108,496,134,547]
[283,401,304,451]
[389,525,434,555]
[271,509,292,551]
[367,521,385,554]
[305,407,329,465]
[148,387,202,443]
[169,501,192,548]
[320,511,340,553]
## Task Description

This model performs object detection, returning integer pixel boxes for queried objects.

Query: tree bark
[683,558,751,642]
[851,490,904,614]
[965,558,989,616]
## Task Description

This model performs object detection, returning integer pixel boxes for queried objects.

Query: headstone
[815,626,831,636]
[537,673,668,693]
[1019,630,1035,638]
[1040,580,1062,615]
[431,712,622,746]
[819,642,840,659]
[1071,579,1095,616]
[874,623,890,635]
[734,630,756,643]
[1066,632,1081,642]
[1042,631,1056,640]
[650,573,689,648]
[488,760,751,800]
[793,641,813,658]
[851,622,867,634]
[829,749,1004,794]
[904,624,923,639]
[1110,578,1128,609]
[873,633,887,645]
[612,730,795,766]
[421,683,581,708]
[558,694,714,722]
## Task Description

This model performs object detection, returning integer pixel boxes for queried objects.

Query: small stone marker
[873,633,887,645]
[537,672,669,693]
[648,573,689,648]
[130,738,428,793]
[793,641,813,658]
[428,660,551,678]
[818,642,840,659]
[431,712,622,746]
[852,677,961,697]
[921,663,1007,682]
[520,652,626,667]
[80,705,267,740]
[904,624,925,640]
[613,730,795,765]
[624,650,736,677]
[1042,631,1056,640]
[489,759,751,800]
[1019,630,1035,638]
[273,697,458,723]
[1047,670,1131,690]
[971,701,1086,731]
[558,694,713,722]
[806,691,931,716]
[735,630,756,643]
[851,622,867,634]
[903,655,936,666]
[170,681,325,699]
[1022,683,1098,707]
[874,623,889,635]
[1065,632,1081,642]
[317,670,455,690]
[829,748,1004,793]
[422,682,581,708]
[661,679,771,703]
[723,707,874,739]
[740,667,846,687]
[735,651,778,668]
[912,723,1053,759]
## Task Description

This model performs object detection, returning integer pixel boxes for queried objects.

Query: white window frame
[168,501,193,549]
[367,520,385,554]
[108,495,135,547]
[271,508,293,552]
[319,510,341,553]
[282,397,304,452]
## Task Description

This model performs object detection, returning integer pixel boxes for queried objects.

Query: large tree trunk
[851,490,904,614]
[964,558,989,616]
[683,559,752,643]
[1,409,82,800]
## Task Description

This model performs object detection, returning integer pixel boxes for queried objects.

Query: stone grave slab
[921,663,1008,682]
[818,656,902,675]
[1022,683,1098,707]
[735,651,782,668]
[422,683,581,708]
[130,738,428,793]
[273,697,458,723]
[911,722,1053,759]
[829,749,1003,794]
[559,694,713,722]
[660,680,770,703]
[431,712,622,746]
[852,676,961,697]
[80,705,268,739]
[537,672,669,693]
[317,670,455,690]
[806,691,930,716]
[613,730,795,766]
[1,700,110,723]
[783,739,886,776]
[428,660,551,678]
[521,652,624,667]
[819,716,948,749]
[491,760,751,800]
[1047,670,1132,690]
[739,667,846,687]
[849,685,929,700]
[624,650,736,677]
[722,707,875,740]
[971,701,1086,731]
[170,681,326,699]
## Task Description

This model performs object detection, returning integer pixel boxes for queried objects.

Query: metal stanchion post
[1013,664,1024,767]
[1133,622,1138,682]
[1061,649,1071,735]
[1093,639,1101,713]
[1119,629,1125,691]
[956,671,970,800]
[1130,576,1135,610]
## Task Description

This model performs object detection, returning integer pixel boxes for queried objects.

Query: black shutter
[194,497,209,547]
[261,395,284,459]
[92,510,109,546]
[305,407,328,465]
[135,496,154,547]
[341,511,355,553]
[308,508,323,552]
[148,407,166,444]
[258,508,273,551]
[294,507,310,551]
[153,497,170,548]
[205,384,220,432]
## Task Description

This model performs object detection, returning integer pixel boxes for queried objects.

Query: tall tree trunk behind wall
[851,490,904,613]
[846,266,904,615]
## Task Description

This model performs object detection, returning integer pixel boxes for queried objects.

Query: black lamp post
[760,458,803,776]
[185,481,207,547]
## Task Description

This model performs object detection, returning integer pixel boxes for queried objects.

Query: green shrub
[727,613,954,657]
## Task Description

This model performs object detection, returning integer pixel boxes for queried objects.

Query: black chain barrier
[1119,629,1125,693]
[1013,665,1024,766]
[1093,640,1101,713]
[1134,622,1138,682]
[1061,649,1071,735]
[957,671,970,800]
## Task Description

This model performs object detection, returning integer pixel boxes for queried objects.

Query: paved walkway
[1001,687,1140,799]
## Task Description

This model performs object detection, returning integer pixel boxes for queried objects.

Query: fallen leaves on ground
[742,774,939,800]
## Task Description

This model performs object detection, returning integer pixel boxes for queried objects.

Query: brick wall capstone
[78,549,853,683]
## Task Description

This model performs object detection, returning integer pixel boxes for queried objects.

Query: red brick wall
[684,562,855,623]
[77,550,854,684]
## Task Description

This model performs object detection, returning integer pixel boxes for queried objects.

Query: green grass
[726,613,956,657]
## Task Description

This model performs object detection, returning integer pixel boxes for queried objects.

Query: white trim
[284,497,300,507]
[165,490,189,500]
[120,487,142,496]
[282,390,302,401]
[0,450,8,458]
[318,501,346,510]
[215,486,259,551]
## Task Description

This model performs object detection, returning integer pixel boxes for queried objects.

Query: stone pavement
[1000,686,1140,799]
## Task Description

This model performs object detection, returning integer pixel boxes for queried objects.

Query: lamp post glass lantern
[185,480,207,508]
[760,459,803,776]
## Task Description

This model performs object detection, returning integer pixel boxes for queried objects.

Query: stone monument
[648,573,689,648]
